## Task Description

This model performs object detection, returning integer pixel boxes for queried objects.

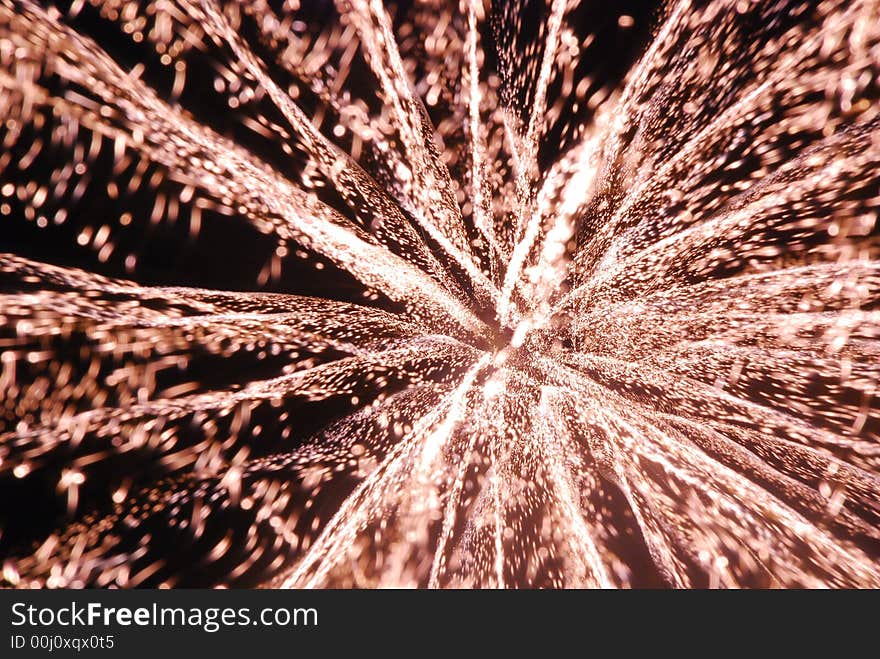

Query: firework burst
[1,0,879,588]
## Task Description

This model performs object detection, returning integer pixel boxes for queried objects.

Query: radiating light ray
[463,0,504,276]
[1,2,487,338]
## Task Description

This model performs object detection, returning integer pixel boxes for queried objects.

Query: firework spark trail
[0,1,487,337]
[280,355,490,588]
[194,0,476,301]
[463,0,504,280]
[496,0,566,321]
[0,0,879,588]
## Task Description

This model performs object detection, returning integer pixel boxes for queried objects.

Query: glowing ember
[0,0,879,588]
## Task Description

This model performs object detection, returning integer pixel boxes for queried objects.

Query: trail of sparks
[0,0,879,588]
